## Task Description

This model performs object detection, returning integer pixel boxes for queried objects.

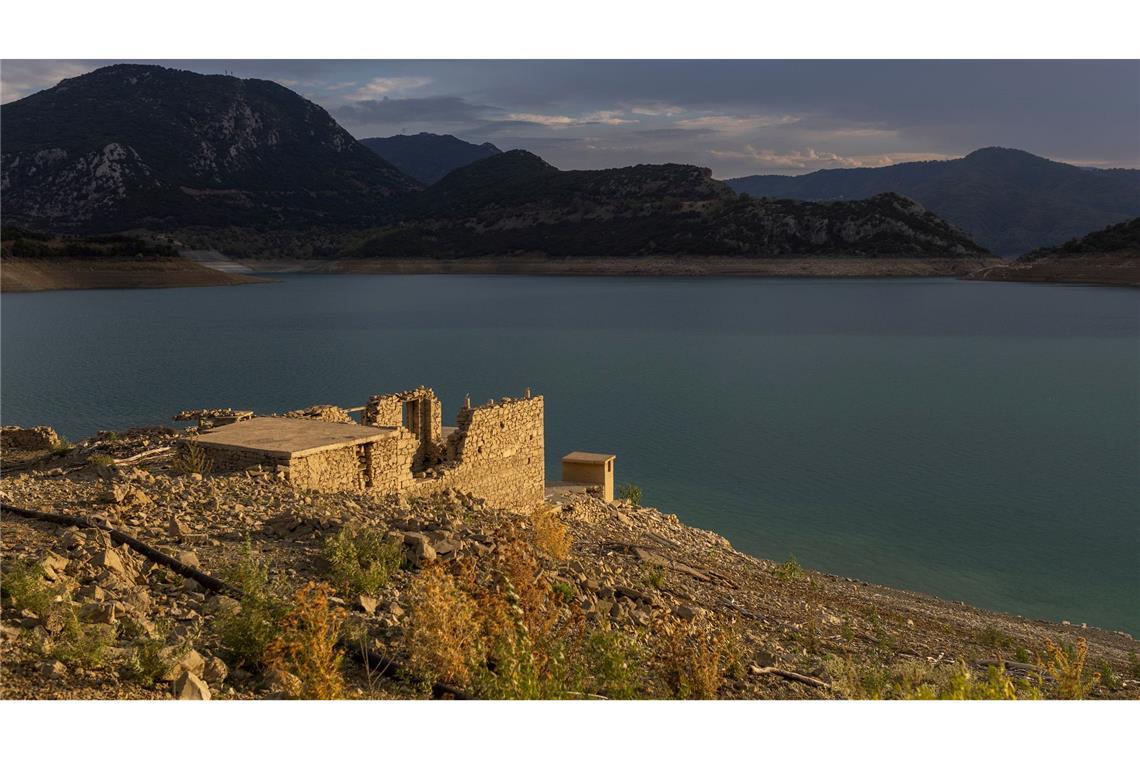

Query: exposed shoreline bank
[962,255,1139,287]
[0,258,268,293]
[237,256,1001,278]
[2,425,1137,699]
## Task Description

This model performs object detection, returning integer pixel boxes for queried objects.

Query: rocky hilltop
[0,65,419,231]
[3,424,1135,700]
[350,150,990,261]
[964,217,1139,286]
[727,148,1140,257]
[360,133,502,185]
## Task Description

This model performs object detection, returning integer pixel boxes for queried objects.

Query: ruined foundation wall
[409,396,545,510]
[288,447,365,493]
[363,387,443,471]
[365,428,419,493]
[193,444,287,474]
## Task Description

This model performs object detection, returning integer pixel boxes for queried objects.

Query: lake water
[2,275,1138,633]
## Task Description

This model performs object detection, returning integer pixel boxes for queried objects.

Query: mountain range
[359,133,501,185]
[1019,217,1139,262]
[727,149,1140,257]
[4,63,1127,266]
[0,64,418,231]
[348,150,987,260]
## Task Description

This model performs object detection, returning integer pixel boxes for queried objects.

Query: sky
[2,59,1138,178]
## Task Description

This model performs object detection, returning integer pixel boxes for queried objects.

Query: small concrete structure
[561,451,616,502]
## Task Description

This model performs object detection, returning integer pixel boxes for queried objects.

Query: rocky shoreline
[2,426,1136,700]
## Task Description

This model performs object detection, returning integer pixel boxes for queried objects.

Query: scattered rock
[173,671,211,700]
[263,668,302,699]
[38,660,67,679]
[402,532,436,566]
[673,605,700,622]
[203,656,228,685]
[93,548,129,577]
[163,648,206,682]
[167,517,189,538]
[358,595,379,615]
[40,551,69,580]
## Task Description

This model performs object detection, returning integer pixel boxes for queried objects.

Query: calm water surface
[3,275,1138,632]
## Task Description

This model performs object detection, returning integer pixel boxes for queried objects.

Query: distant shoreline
[237,256,1001,279]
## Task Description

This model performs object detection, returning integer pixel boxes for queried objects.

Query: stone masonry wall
[363,387,443,471]
[365,428,419,493]
[189,443,287,474]
[288,447,365,492]
[409,395,545,510]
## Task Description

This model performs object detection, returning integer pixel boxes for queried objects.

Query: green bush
[52,602,114,668]
[0,560,55,617]
[774,555,804,582]
[212,541,291,667]
[322,525,404,597]
[617,483,642,505]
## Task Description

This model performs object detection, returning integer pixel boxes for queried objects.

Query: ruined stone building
[188,387,546,510]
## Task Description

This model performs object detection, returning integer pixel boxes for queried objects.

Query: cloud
[335,96,498,127]
[347,76,432,101]
[626,102,684,117]
[708,146,956,171]
[1,60,95,103]
[504,110,638,128]
[675,114,802,132]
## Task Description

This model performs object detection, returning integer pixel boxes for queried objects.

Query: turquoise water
[2,275,1137,632]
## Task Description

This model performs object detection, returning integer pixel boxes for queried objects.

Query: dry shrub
[1040,638,1098,699]
[172,441,213,476]
[530,507,572,560]
[404,527,604,699]
[825,656,1040,700]
[403,563,482,688]
[468,532,583,698]
[660,619,740,699]
[264,582,346,699]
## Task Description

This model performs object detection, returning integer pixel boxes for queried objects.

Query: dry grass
[660,619,741,699]
[1040,638,1099,699]
[530,507,572,560]
[403,563,482,688]
[825,656,1042,700]
[264,582,346,699]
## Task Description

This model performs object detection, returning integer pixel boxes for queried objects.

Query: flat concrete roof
[192,417,396,458]
[562,451,615,464]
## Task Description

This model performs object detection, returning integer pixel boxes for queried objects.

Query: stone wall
[364,428,419,493]
[363,387,442,470]
[288,447,366,492]
[187,442,286,474]
[409,395,545,510]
